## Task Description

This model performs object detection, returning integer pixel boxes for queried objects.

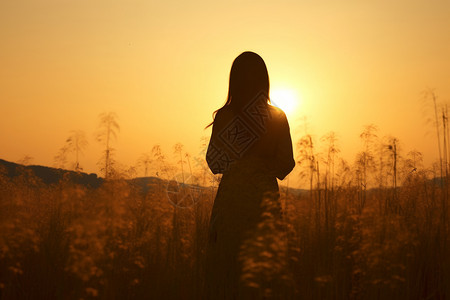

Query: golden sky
[1,0,450,184]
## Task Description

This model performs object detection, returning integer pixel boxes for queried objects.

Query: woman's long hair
[205,51,270,129]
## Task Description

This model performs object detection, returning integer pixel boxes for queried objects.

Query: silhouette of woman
[205,52,296,299]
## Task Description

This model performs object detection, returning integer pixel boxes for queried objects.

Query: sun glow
[270,88,298,115]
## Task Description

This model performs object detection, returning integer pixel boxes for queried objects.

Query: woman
[204,51,296,299]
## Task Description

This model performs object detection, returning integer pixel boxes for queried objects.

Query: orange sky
[1,0,450,186]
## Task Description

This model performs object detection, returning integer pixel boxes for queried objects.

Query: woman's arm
[205,110,234,174]
[272,112,296,180]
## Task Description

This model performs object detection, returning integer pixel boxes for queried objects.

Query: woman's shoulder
[212,106,234,128]
[215,103,287,123]
[215,106,229,120]
[267,104,287,120]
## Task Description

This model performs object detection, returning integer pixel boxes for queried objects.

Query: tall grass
[0,131,449,299]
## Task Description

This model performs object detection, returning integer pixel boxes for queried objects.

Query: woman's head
[227,51,270,109]
[206,51,270,128]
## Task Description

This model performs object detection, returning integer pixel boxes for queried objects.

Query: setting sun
[270,88,298,115]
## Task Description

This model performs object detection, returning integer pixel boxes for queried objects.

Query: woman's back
[207,101,295,180]
[205,101,296,299]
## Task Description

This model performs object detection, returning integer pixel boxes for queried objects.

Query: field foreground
[0,160,449,300]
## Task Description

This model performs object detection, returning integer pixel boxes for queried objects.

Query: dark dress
[205,101,295,299]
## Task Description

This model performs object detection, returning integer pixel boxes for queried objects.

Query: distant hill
[0,158,308,196]
[0,158,182,195]
[0,158,105,188]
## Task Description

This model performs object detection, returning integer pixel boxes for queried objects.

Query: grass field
[1,158,449,299]
[1,125,450,299]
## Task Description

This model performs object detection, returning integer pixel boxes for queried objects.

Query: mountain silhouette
[0,158,104,188]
